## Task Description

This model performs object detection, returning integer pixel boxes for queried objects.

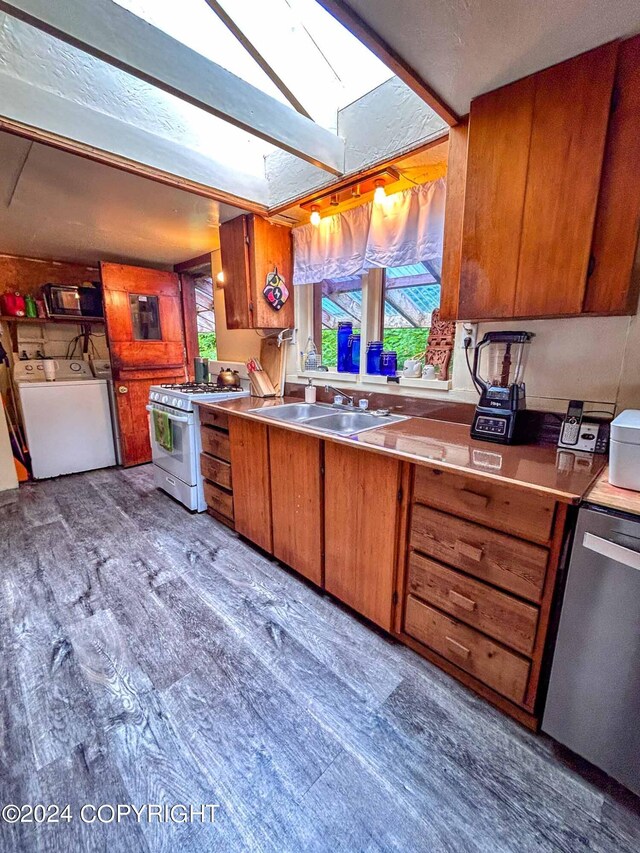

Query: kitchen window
[318,274,363,368]
[382,262,442,366]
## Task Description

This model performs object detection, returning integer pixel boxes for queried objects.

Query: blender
[470,331,534,444]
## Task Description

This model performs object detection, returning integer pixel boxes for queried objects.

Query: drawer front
[414,466,555,543]
[201,426,231,462]
[408,552,539,655]
[199,407,229,431]
[200,453,232,490]
[405,595,530,705]
[410,503,548,602]
[203,480,234,521]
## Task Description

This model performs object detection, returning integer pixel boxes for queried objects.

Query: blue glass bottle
[366,340,383,374]
[337,322,353,372]
[380,350,398,376]
[348,333,361,372]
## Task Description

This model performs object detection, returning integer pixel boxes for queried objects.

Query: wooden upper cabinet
[445,39,640,321]
[458,76,535,320]
[584,34,640,314]
[439,119,468,321]
[514,43,618,316]
[220,213,294,330]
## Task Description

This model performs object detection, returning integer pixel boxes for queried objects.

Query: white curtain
[292,178,445,284]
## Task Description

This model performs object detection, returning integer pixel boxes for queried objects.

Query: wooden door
[228,416,273,553]
[324,442,401,631]
[439,118,468,321]
[269,427,323,586]
[458,74,536,320]
[514,42,618,316]
[101,262,187,466]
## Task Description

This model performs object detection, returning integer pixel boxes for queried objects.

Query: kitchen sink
[247,402,409,435]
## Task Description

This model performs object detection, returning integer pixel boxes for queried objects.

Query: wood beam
[204,0,312,119]
[423,259,442,281]
[326,291,361,322]
[0,73,269,212]
[0,0,345,174]
[383,290,425,327]
[316,0,459,126]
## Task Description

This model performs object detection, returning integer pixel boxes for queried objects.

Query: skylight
[112,0,393,130]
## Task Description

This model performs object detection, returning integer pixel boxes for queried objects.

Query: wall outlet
[459,323,478,349]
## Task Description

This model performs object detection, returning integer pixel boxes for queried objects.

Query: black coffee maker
[470,331,534,444]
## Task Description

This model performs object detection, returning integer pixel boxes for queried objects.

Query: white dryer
[14,359,117,479]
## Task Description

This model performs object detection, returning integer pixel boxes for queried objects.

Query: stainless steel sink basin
[247,402,409,435]
[247,403,329,423]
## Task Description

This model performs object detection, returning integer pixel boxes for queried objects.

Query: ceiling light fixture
[310,205,321,226]
[373,179,387,205]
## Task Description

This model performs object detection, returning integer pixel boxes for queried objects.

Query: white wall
[210,249,262,364]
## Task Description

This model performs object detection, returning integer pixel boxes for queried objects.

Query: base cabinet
[324,442,402,631]
[228,417,273,553]
[269,427,323,586]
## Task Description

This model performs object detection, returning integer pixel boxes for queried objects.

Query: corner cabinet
[441,36,640,321]
[219,214,294,330]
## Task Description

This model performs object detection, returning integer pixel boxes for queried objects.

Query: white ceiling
[0,131,243,267]
[337,0,640,116]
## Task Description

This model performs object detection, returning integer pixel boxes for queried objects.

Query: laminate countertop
[197,396,606,504]
[585,465,640,516]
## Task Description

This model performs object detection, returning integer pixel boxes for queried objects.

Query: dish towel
[153,409,173,452]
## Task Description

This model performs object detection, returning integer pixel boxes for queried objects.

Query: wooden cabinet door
[439,118,468,321]
[514,42,618,316]
[101,262,187,466]
[228,417,272,553]
[249,216,294,330]
[324,442,401,631]
[585,35,640,315]
[220,216,251,329]
[220,214,293,330]
[269,427,323,586]
[458,75,536,320]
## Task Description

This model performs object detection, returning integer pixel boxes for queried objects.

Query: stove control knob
[150,392,157,401]
[161,395,168,404]
[176,398,184,409]
[171,397,178,407]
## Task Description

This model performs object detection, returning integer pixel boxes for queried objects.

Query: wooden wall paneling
[179,273,199,380]
[228,417,273,553]
[0,254,98,297]
[458,76,535,320]
[439,119,468,320]
[324,442,401,631]
[269,427,323,586]
[584,35,640,315]
[220,216,251,329]
[514,42,618,317]
[249,215,294,329]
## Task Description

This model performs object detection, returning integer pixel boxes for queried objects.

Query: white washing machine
[14,359,117,479]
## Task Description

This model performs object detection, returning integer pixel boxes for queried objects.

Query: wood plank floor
[1,465,639,852]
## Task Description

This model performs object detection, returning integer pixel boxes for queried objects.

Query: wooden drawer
[413,466,555,543]
[203,480,234,521]
[199,407,229,431]
[201,426,231,462]
[410,504,548,602]
[200,453,232,490]
[405,595,530,705]
[408,552,539,655]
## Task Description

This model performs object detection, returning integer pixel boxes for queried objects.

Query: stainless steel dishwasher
[543,504,640,796]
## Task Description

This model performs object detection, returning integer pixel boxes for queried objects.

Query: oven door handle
[145,405,190,424]
[583,532,640,572]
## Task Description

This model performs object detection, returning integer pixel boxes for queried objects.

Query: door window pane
[129,294,161,340]
[383,262,441,367]
[320,275,362,368]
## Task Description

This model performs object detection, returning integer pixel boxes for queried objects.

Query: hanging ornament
[263,267,289,311]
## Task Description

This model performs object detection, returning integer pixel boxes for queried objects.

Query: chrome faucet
[324,385,355,408]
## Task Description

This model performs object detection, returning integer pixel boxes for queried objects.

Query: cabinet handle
[445,636,471,659]
[459,488,490,509]
[454,540,484,562]
[448,589,477,612]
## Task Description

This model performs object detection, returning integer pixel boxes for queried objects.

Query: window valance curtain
[292,178,445,285]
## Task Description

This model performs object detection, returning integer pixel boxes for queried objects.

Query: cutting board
[260,336,285,396]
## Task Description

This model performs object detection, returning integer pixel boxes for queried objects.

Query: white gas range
[147,382,249,511]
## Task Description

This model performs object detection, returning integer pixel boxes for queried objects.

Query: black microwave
[42,283,104,320]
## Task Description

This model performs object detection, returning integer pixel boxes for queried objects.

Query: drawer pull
[448,589,477,612]
[459,487,490,509]
[445,636,471,659]
[454,540,484,562]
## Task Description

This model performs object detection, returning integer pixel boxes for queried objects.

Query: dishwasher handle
[583,531,640,572]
